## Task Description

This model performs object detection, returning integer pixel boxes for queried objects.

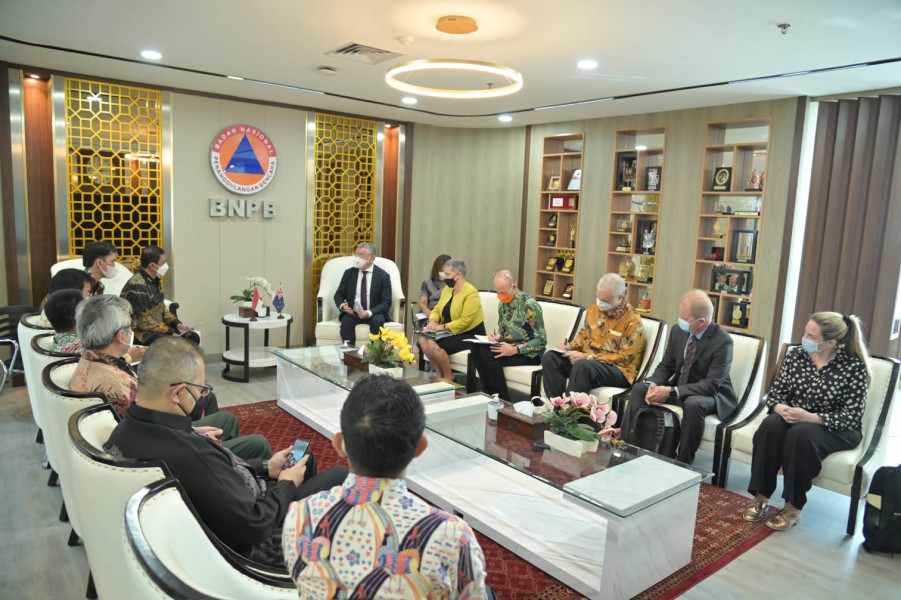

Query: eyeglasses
[170,382,214,397]
[120,321,137,333]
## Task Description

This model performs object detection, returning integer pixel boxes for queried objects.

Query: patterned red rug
[227,400,774,599]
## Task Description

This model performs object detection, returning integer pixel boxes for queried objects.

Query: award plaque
[561,257,574,273]
[615,237,631,252]
[731,230,758,264]
[730,300,749,327]
[545,256,559,271]
[567,169,582,191]
[547,175,561,191]
[542,279,554,296]
[645,166,661,191]
[546,232,557,246]
[561,283,574,300]
[745,169,764,191]
[712,167,732,192]
[547,213,558,228]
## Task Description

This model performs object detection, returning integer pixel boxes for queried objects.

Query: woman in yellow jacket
[418,258,485,381]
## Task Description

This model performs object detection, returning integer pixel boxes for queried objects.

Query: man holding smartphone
[105,337,347,566]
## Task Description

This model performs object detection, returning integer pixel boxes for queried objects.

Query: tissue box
[342,350,368,372]
[496,406,548,440]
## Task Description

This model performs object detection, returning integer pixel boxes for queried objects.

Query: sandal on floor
[766,508,801,531]
[742,498,768,522]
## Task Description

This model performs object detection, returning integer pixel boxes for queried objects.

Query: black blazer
[333,264,393,319]
[647,322,738,421]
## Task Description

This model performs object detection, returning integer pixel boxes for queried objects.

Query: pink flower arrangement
[543,392,620,442]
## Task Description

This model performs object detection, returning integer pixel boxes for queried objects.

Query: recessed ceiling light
[28,73,41,79]
[401,96,418,105]
[577,59,598,70]
[227,75,244,81]
[140,50,162,60]
[498,115,513,122]
[635,145,647,151]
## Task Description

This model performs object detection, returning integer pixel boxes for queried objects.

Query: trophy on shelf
[619,258,636,281]
[547,213,558,228]
[745,169,764,191]
[569,222,577,248]
[615,235,631,253]
[641,224,656,254]
[637,289,651,312]
[621,160,636,191]
[712,219,726,238]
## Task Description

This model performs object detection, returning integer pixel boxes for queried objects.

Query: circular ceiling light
[436,15,478,35]
[140,50,162,60]
[386,59,523,99]
[577,59,598,70]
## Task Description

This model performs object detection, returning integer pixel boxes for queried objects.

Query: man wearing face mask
[120,245,199,344]
[470,270,546,400]
[333,242,393,345]
[82,240,120,296]
[71,296,270,459]
[105,337,347,566]
[541,273,645,398]
[621,289,737,465]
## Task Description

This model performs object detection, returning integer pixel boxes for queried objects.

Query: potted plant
[542,392,619,456]
[229,276,274,318]
[362,327,416,377]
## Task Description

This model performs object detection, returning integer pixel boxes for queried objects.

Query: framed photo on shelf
[566,169,582,191]
[617,154,637,191]
[550,195,565,208]
[547,175,561,191]
[546,232,557,246]
[646,166,661,191]
[562,283,574,300]
[711,167,732,192]
[710,267,752,295]
[731,230,758,263]
[542,279,554,297]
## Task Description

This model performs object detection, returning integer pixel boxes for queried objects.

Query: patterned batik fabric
[69,351,138,416]
[765,346,869,432]
[120,269,178,343]
[52,332,83,354]
[570,301,646,384]
[283,474,489,600]
[496,292,547,358]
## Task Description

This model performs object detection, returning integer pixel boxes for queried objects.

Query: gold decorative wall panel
[311,112,377,290]
[65,78,163,263]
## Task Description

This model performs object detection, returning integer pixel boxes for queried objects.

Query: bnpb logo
[210,125,277,195]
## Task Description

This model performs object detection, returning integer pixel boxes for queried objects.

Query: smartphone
[284,439,309,468]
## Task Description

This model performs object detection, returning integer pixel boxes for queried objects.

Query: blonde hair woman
[743,312,870,530]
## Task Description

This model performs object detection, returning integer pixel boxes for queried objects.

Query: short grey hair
[356,242,377,257]
[76,295,132,350]
[444,258,467,278]
[138,337,204,397]
[682,289,714,321]
[597,273,626,297]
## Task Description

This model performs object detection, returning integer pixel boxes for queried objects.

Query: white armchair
[464,298,585,397]
[716,343,900,535]
[17,313,52,442]
[125,478,297,598]
[51,258,134,297]
[314,256,406,346]
[590,315,667,420]
[448,291,497,379]
[661,331,766,477]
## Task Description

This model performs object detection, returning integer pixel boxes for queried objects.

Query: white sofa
[716,344,899,535]
[314,256,406,346]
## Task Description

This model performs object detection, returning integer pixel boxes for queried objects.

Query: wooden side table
[221,312,293,383]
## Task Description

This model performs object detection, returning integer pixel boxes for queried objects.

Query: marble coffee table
[274,346,708,599]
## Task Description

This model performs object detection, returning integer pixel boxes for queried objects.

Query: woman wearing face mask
[418,258,485,381]
[743,312,870,531]
[416,254,451,329]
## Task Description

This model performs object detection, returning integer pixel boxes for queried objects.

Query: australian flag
[273,284,285,316]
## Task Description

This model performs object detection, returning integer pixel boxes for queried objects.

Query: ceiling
[2,0,900,128]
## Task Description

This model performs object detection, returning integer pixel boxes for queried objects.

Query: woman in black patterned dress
[743,312,870,530]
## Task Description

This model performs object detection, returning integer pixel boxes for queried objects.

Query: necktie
[360,271,368,311]
[679,335,697,385]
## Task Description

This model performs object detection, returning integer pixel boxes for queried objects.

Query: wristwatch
[669,388,678,400]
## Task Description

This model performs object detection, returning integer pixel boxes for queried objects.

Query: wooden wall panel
[23,77,56,305]
[0,67,15,306]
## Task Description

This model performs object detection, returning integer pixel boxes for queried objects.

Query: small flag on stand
[251,287,262,314]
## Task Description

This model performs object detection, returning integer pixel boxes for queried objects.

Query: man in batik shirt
[283,375,491,599]
[471,269,547,400]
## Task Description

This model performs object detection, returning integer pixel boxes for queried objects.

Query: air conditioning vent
[326,43,401,65]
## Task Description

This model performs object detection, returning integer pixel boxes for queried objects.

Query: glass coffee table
[274,347,708,599]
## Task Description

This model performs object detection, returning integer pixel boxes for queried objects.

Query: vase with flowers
[362,327,416,378]
[542,392,619,456]
[230,276,274,318]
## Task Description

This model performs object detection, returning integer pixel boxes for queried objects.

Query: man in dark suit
[622,289,737,465]
[333,242,393,345]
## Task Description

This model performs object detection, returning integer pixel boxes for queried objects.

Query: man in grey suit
[622,289,737,465]
[333,242,393,345]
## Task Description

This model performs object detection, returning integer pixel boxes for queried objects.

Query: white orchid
[246,276,274,299]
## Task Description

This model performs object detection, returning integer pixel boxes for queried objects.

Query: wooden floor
[1,360,898,599]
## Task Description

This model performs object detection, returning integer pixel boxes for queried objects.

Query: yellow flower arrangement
[363,327,416,368]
